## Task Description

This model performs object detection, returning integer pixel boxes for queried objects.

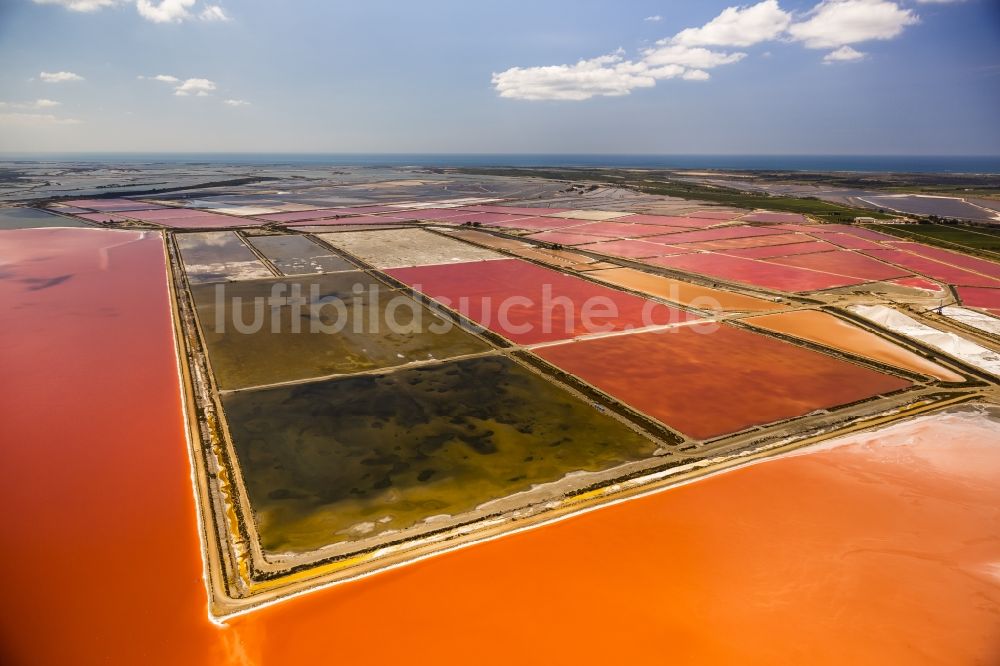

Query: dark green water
[222,356,658,553]
[190,272,490,390]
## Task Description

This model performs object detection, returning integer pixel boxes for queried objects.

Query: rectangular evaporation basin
[188,272,492,390]
[764,250,911,282]
[886,242,1000,279]
[558,222,670,238]
[481,216,591,232]
[743,310,963,383]
[577,239,678,259]
[740,212,808,223]
[613,214,717,229]
[546,210,632,221]
[317,228,505,269]
[176,231,274,283]
[587,267,784,312]
[958,286,1000,310]
[533,325,912,440]
[861,249,1000,289]
[680,232,813,252]
[386,258,697,345]
[720,241,836,259]
[221,355,661,559]
[644,226,786,245]
[444,228,531,251]
[647,252,865,292]
[245,234,358,275]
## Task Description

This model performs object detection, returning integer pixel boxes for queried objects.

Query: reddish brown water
[1,228,996,665]
[533,325,911,439]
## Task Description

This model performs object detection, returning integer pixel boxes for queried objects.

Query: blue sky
[0,0,997,154]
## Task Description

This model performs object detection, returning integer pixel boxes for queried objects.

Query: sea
[2,153,999,174]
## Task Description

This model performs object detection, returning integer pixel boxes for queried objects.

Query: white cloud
[0,113,81,126]
[683,69,711,81]
[32,0,124,11]
[491,42,747,101]
[823,45,866,62]
[39,71,84,83]
[643,43,746,69]
[492,0,929,101]
[35,0,234,23]
[223,99,250,107]
[0,99,62,110]
[672,0,791,47]
[644,15,662,22]
[492,52,657,101]
[145,74,216,96]
[174,78,216,96]
[788,0,918,49]
[199,5,229,21]
[136,0,195,23]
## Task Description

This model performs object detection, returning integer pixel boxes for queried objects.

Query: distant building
[853,216,877,224]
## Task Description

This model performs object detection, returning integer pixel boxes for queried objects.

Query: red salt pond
[863,249,1000,288]
[815,224,897,241]
[636,247,703,261]
[0,227,221,664]
[885,242,1000,278]
[807,232,887,251]
[385,258,695,345]
[766,250,911,282]
[155,215,258,229]
[281,215,408,227]
[578,239,677,259]
[117,207,213,220]
[645,226,786,245]
[481,216,589,231]
[958,286,1000,309]
[533,325,911,440]
[462,205,570,215]
[1,228,996,664]
[114,208,257,229]
[525,230,609,245]
[720,240,836,259]
[73,211,133,224]
[560,221,675,238]
[681,232,812,252]
[613,214,715,228]
[647,252,865,292]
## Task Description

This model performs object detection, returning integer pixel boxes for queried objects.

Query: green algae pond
[190,272,491,390]
[221,355,660,554]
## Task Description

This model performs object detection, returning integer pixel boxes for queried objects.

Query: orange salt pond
[588,266,785,312]
[533,325,912,439]
[0,228,221,664]
[2,228,998,665]
[226,407,1000,665]
[745,309,965,382]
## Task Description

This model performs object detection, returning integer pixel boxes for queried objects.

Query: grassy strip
[453,167,892,224]
[862,223,1000,258]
